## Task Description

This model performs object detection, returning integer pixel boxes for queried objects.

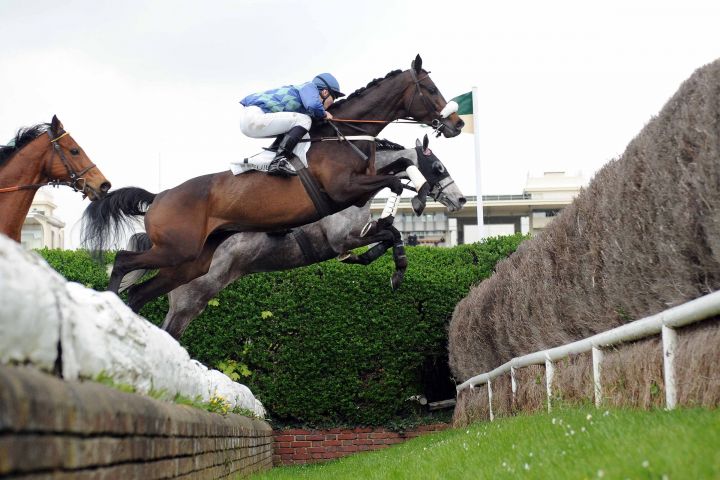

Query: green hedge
[37,234,525,427]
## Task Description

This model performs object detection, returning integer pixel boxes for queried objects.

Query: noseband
[430,175,456,200]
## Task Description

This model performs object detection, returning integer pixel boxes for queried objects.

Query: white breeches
[239,105,312,137]
[239,105,312,159]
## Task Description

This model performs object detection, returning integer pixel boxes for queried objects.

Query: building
[370,171,585,246]
[21,189,65,250]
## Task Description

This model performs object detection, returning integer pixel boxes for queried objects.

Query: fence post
[545,355,554,413]
[662,325,678,410]
[510,366,517,410]
[488,379,494,421]
[592,346,604,407]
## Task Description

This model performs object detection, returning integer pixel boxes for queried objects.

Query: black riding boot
[267,126,308,177]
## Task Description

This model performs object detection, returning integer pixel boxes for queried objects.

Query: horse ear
[415,138,422,148]
[422,134,429,151]
[50,115,63,133]
[412,54,422,73]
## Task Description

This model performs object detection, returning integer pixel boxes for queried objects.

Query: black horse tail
[117,232,153,293]
[81,187,156,255]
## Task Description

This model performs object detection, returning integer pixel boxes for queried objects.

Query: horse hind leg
[108,250,146,294]
[162,272,230,339]
[107,235,205,294]
[126,232,232,314]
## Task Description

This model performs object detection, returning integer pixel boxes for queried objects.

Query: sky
[1,0,719,248]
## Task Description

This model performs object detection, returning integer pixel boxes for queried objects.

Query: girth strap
[291,228,320,264]
[287,156,336,219]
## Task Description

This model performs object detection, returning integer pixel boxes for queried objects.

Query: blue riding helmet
[312,73,345,98]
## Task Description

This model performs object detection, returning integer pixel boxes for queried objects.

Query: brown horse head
[45,115,111,200]
[325,54,465,138]
[0,116,111,241]
[405,54,465,137]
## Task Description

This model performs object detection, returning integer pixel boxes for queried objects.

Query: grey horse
[123,137,466,339]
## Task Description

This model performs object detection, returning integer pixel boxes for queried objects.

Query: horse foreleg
[338,240,394,265]
[337,227,394,263]
[377,158,429,215]
[390,241,408,291]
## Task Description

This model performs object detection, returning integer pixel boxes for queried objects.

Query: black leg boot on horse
[267,126,308,177]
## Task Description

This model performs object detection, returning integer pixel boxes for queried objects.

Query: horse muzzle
[433,118,464,138]
[83,181,112,201]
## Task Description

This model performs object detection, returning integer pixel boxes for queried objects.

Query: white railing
[456,290,720,419]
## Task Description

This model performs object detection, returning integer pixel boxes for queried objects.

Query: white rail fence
[456,291,720,420]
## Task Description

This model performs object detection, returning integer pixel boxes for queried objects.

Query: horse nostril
[101,182,111,193]
[456,119,465,130]
[458,197,467,206]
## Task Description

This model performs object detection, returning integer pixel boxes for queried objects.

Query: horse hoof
[361,221,377,237]
[411,196,426,216]
[377,215,395,229]
[337,252,351,262]
[391,272,405,290]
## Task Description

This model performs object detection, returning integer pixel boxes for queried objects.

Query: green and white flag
[451,91,474,134]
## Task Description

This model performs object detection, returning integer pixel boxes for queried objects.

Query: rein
[0,130,96,195]
[327,70,455,137]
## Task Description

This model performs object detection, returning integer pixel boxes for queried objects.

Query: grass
[92,371,259,418]
[250,406,720,479]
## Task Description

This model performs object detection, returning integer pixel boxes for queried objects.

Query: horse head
[414,135,466,212]
[404,54,465,138]
[46,115,111,200]
[326,55,465,138]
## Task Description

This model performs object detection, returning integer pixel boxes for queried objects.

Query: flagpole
[472,86,485,240]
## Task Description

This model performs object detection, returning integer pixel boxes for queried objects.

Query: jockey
[239,73,345,176]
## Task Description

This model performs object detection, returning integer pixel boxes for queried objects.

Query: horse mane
[331,69,403,108]
[375,138,405,151]
[0,123,50,167]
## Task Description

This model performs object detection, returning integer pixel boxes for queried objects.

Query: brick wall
[0,365,273,479]
[273,424,448,465]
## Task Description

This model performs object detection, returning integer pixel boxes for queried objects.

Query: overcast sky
[1,0,719,247]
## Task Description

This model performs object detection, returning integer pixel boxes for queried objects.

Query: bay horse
[118,137,466,338]
[82,55,464,312]
[0,116,111,242]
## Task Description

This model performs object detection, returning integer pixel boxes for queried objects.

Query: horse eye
[428,86,438,94]
[70,148,80,155]
[433,162,445,173]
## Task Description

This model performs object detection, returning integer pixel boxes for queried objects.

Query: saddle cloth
[229,135,376,176]
[229,149,307,176]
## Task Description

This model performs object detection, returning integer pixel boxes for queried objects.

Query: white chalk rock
[0,234,265,417]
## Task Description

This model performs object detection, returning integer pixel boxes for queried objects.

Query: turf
[250,406,720,479]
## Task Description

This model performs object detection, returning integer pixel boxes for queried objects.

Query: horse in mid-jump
[0,116,111,242]
[82,55,464,312]
[118,137,466,338]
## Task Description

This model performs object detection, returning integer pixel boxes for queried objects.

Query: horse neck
[333,73,410,137]
[0,140,51,241]
[374,148,417,171]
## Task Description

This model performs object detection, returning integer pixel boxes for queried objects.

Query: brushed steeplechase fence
[456,291,720,420]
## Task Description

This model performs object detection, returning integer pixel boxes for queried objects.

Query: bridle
[407,68,447,136]
[0,130,97,194]
[414,145,457,200]
[330,68,458,138]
